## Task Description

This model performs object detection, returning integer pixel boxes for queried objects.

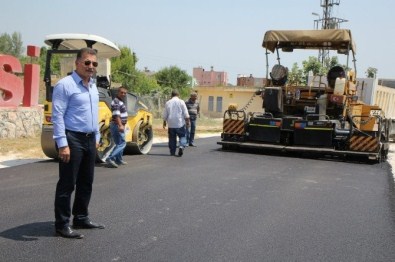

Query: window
[208,96,214,111]
[125,93,138,115]
[216,96,222,112]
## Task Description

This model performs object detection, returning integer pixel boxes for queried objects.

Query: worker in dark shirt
[106,86,128,168]
[185,92,200,147]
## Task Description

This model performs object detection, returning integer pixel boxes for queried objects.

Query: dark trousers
[54,131,96,229]
[186,118,197,145]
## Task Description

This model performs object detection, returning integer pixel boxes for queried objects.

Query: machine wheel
[124,120,153,155]
[41,126,58,159]
[379,118,390,162]
[96,124,115,163]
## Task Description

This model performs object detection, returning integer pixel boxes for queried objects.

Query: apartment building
[237,74,266,88]
[193,66,228,86]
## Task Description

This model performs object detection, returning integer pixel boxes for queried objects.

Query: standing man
[52,48,105,239]
[163,90,190,157]
[185,92,200,147]
[106,86,128,168]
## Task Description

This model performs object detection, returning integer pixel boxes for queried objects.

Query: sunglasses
[83,60,98,67]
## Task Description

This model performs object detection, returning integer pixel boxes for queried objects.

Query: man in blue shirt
[52,48,105,239]
[106,86,128,168]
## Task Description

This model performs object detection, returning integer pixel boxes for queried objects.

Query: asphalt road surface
[1,137,395,262]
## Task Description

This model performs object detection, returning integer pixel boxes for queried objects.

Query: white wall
[307,75,376,104]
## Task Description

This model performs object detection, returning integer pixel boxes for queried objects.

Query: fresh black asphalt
[1,137,395,261]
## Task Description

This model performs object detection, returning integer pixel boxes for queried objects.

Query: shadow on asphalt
[148,153,175,157]
[215,147,384,165]
[152,144,167,148]
[0,221,55,241]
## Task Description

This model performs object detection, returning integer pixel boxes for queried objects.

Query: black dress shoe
[56,226,84,239]
[178,147,184,157]
[189,143,196,147]
[73,220,105,229]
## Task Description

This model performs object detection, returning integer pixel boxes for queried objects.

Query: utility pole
[313,0,348,63]
[321,0,347,29]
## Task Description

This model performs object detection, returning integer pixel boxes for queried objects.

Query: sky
[1,0,394,84]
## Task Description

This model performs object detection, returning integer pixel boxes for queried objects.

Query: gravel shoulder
[0,133,220,169]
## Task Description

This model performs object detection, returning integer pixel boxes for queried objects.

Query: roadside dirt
[0,119,222,165]
[0,136,47,162]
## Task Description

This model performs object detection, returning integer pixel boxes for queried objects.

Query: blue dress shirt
[52,71,100,148]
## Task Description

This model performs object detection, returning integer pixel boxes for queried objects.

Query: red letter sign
[0,55,23,107]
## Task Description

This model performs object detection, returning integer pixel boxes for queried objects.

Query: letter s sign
[0,55,24,107]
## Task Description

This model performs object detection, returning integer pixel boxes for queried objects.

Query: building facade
[193,66,228,86]
[237,74,266,88]
[194,86,263,118]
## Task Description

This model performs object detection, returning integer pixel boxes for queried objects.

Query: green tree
[0,33,12,54]
[38,46,61,77]
[322,56,341,76]
[365,67,377,78]
[110,46,159,95]
[0,32,24,58]
[155,66,191,98]
[111,46,137,88]
[133,71,160,95]
[39,46,47,71]
[287,62,305,85]
[302,55,349,77]
[299,55,348,86]
[302,56,322,76]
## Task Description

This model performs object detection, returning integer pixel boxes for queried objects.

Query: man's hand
[58,146,70,163]
[118,125,125,133]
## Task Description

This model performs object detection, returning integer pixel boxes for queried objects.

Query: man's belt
[66,130,94,137]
